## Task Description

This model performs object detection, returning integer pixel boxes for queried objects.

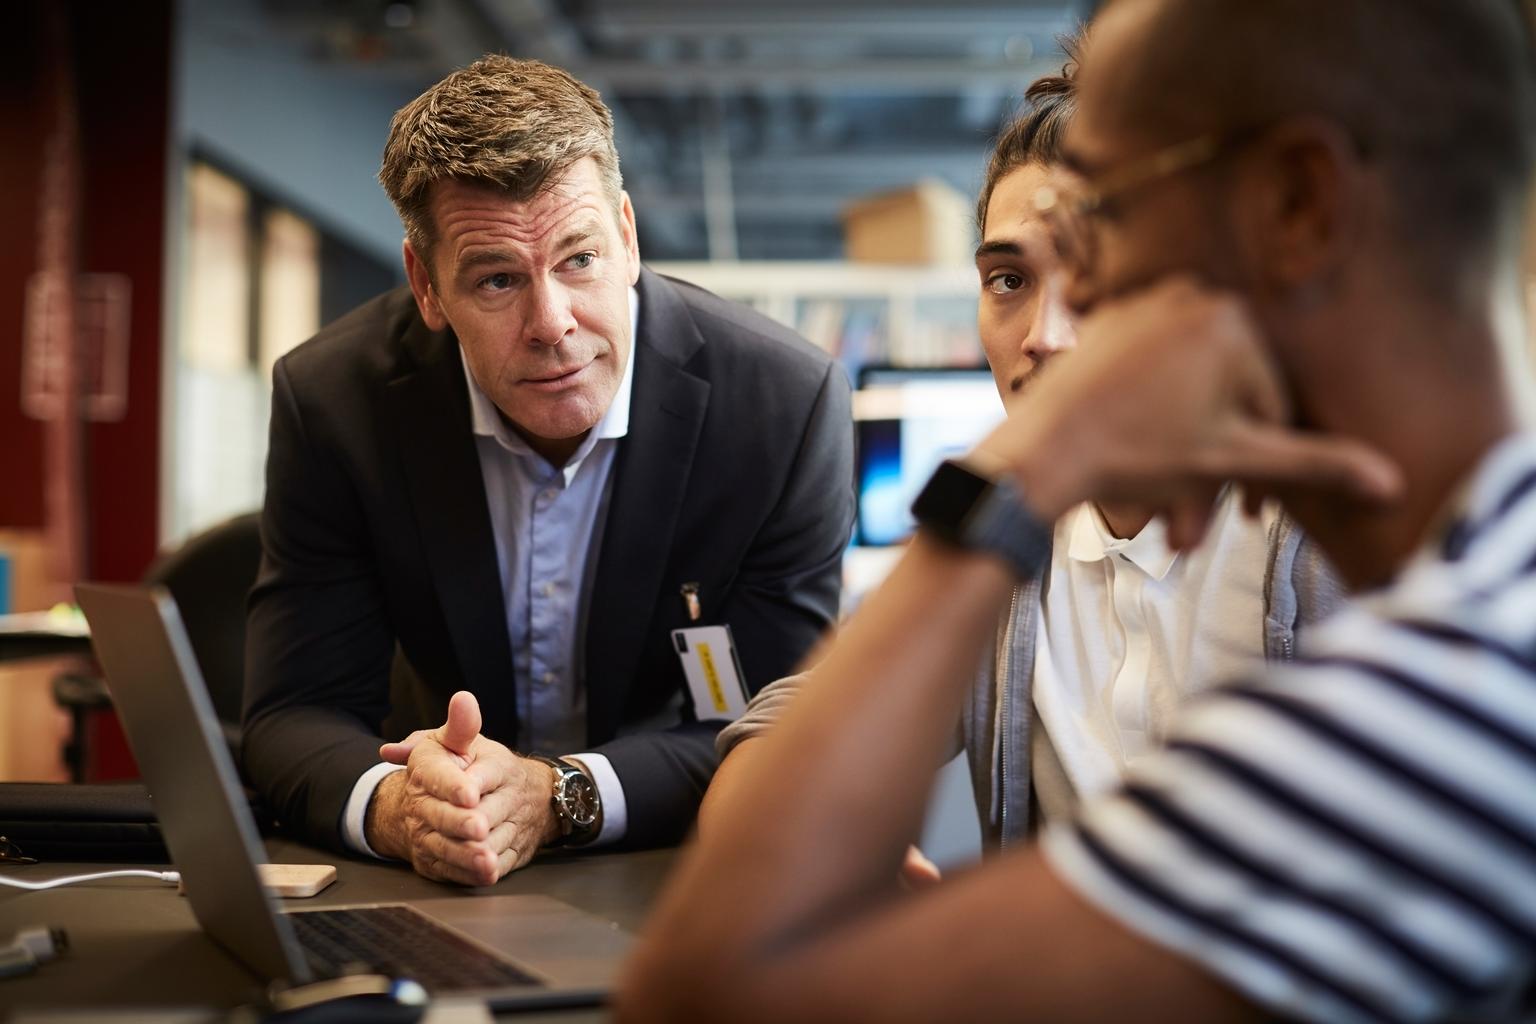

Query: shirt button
[541,488,557,501]
[541,671,557,687]
[542,582,555,597]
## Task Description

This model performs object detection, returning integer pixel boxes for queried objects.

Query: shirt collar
[1436,431,1536,559]
[1066,503,1181,581]
[462,286,638,478]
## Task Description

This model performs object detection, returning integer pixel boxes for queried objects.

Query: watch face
[558,773,600,829]
[911,460,992,543]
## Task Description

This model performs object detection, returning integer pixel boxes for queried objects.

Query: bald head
[1088,0,1536,269]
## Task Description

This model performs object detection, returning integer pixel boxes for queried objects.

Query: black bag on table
[0,782,168,863]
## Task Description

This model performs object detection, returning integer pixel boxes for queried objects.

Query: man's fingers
[414,820,527,886]
[412,829,499,887]
[484,819,526,858]
[900,846,942,889]
[412,791,491,840]
[441,690,483,755]
[465,745,532,796]
[409,750,481,807]
[409,845,483,888]
[485,820,540,874]
[384,690,483,767]
[1165,498,1217,551]
[1216,422,1403,501]
[1240,483,1271,518]
[454,783,521,841]
[379,729,432,764]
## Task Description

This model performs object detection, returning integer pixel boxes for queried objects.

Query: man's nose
[522,279,578,347]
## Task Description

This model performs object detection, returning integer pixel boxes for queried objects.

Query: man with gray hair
[242,56,853,885]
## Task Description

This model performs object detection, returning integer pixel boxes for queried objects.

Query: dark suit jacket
[242,267,854,852]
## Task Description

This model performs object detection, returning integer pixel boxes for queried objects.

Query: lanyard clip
[680,582,702,622]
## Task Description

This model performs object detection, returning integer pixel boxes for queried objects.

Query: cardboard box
[842,179,975,266]
[0,530,71,782]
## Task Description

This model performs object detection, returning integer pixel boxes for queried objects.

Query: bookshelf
[648,262,984,378]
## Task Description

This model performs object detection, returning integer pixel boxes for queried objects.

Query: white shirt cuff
[566,752,627,846]
[342,762,408,858]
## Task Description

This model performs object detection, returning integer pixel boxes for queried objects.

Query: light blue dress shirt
[342,290,639,855]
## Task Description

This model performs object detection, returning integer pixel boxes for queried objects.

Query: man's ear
[403,239,449,331]
[1233,117,1365,299]
[619,191,641,286]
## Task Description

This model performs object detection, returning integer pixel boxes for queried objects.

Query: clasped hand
[365,691,558,886]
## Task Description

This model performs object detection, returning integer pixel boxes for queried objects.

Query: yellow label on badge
[697,642,728,713]
[673,624,747,721]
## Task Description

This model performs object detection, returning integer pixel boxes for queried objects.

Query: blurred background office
[1,0,1532,861]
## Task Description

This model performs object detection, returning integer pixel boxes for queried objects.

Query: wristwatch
[910,456,1052,577]
[529,755,600,847]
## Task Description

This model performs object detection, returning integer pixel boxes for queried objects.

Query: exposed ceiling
[237,0,1085,259]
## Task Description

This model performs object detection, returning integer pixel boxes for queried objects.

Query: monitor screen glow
[854,368,1005,547]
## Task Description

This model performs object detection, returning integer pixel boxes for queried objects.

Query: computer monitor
[854,366,1005,547]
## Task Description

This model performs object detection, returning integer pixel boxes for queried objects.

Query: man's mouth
[522,363,590,390]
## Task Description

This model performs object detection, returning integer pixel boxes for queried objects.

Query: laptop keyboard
[287,905,543,992]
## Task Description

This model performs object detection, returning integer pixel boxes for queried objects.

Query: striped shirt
[1044,433,1536,1024]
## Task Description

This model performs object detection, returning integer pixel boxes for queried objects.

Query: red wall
[0,5,47,531]
[0,1,171,584]
[2,3,172,783]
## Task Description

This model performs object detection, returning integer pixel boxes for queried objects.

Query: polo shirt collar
[1066,502,1181,581]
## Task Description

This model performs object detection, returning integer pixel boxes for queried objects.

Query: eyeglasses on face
[1031,127,1264,279]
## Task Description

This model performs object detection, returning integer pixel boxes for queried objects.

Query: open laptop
[74,582,631,1010]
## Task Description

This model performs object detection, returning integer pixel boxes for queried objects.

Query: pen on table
[680,582,701,622]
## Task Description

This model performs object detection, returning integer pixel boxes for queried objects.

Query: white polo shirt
[1033,491,1278,804]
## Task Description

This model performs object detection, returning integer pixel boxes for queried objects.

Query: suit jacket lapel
[585,269,710,742]
[384,318,517,743]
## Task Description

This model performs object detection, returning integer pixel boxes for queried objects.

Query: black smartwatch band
[910,459,1052,577]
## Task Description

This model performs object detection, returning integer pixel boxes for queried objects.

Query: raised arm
[615,281,1397,1022]
[621,537,1257,1021]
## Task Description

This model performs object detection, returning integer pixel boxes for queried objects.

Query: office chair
[55,512,263,781]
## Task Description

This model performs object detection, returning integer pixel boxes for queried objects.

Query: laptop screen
[73,583,313,985]
[853,366,1005,547]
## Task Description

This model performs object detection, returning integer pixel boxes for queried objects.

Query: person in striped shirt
[615,1,1536,1022]
[702,34,1343,874]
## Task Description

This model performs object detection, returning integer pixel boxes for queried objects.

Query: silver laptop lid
[74,582,311,985]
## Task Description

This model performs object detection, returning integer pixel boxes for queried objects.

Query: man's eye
[985,272,1030,296]
[568,252,596,270]
[478,272,513,291]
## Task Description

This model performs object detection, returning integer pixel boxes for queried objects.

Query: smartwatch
[529,755,600,847]
[910,457,1052,577]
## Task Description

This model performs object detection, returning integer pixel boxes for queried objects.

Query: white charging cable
[0,874,179,979]
[0,869,180,891]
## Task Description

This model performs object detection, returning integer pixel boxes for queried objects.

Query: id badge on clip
[672,624,749,721]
